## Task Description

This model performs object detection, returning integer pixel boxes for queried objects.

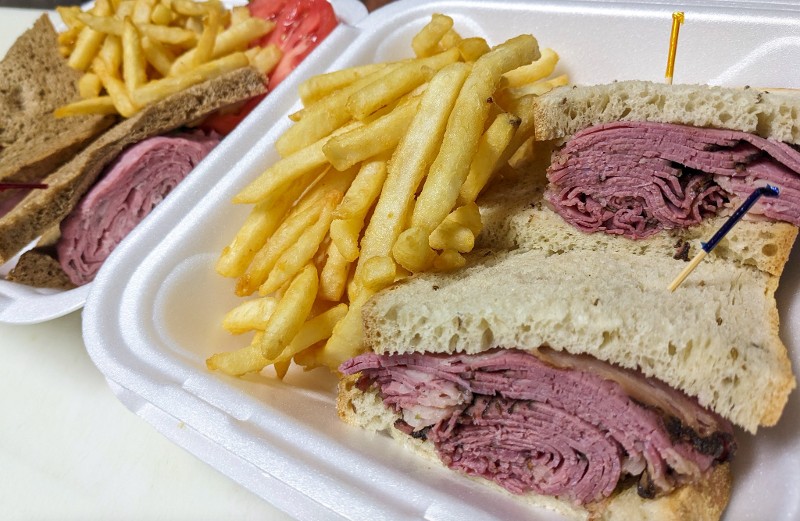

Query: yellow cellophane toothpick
[665,11,684,85]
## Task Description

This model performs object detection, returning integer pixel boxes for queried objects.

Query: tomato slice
[201,0,337,134]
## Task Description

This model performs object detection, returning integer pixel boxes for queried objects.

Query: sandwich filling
[56,130,220,285]
[546,121,800,238]
[340,348,735,505]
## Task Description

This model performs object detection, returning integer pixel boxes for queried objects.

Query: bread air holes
[762,243,778,257]
[478,319,494,350]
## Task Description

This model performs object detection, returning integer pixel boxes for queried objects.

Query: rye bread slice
[0,15,115,186]
[0,65,267,266]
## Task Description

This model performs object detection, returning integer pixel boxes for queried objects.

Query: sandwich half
[336,81,798,520]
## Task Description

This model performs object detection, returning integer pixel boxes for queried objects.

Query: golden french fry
[122,18,147,93]
[258,264,318,360]
[333,158,388,221]
[54,96,117,118]
[94,56,139,117]
[58,25,82,48]
[140,35,175,77]
[69,25,107,71]
[222,296,278,334]
[500,73,569,101]
[132,51,249,107]
[360,255,396,291]
[172,0,221,17]
[150,3,173,25]
[392,226,436,273]
[322,97,420,171]
[457,36,490,62]
[140,23,197,46]
[206,333,267,376]
[407,35,539,245]
[317,289,373,369]
[78,73,103,99]
[328,217,361,262]
[346,48,460,120]
[298,62,388,105]
[247,44,282,75]
[57,6,84,30]
[191,7,221,67]
[236,199,324,297]
[429,220,474,252]
[132,0,154,25]
[75,12,124,36]
[412,13,454,58]
[275,63,404,157]
[258,192,341,296]
[458,112,520,204]
[216,170,318,279]
[499,48,559,89]
[235,121,358,205]
[433,249,466,271]
[271,304,348,363]
[355,62,470,279]
[230,5,250,25]
[319,242,351,302]
[438,28,462,51]
[99,33,123,73]
[274,359,291,379]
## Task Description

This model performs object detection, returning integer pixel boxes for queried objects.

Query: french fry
[234,121,358,205]
[75,12,124,36]
[57,6,84,30]
[316,289,373,369]
[329,218,361,262]
[438,28,462,52]
[400,34,539,271]
[458,112,520,204]
[222,296,278,334]
[457,36,490,62]
[122,18,147,93]
[150,3,173,25]
[356,62,469,277]
[192,7,221,67]
[274,359,291,379]
[346,47,460,120]
[319,242,351,301]
[275,63,404,157]
[333,158,388,222]
[54,96,117,118]
[78,73,103,99]
[173,0,221,17]
[298,62,388,105]
[498,73,569,102]
[132,0,154,25]
[93,56,139,117]
[433,249,466,271]
[428,202,483,252]
[141,35,175,77]
[258,192,341,296]
[99,33,123,73]
[236,199,324,296]
[139,23,197,46]
[132,51,249,107]
[205,333,267,376]
[230,5,250,25]
[323,97,420,171]
[360,255,396,291]
[270,303,348,363]
[247,44,282,75]
[392,226,437,273]
[69,25,107,71]
[258,264,318,360]
[411,13,454,58]
[499,48,559,89]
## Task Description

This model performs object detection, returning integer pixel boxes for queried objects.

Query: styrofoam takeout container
[0,0,368,325]
[83,0,800,519]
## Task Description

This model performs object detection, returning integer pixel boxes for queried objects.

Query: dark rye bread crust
[0,65,267,266]
[0,16,114,187]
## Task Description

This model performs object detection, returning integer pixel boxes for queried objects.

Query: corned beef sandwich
[336,81,798,520]
[0,16,268,289]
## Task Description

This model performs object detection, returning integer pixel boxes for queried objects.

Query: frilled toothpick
[665,11,684,85]
[668,185,780,292]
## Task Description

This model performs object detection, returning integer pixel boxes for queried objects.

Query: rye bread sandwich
[0,16,268,289]
[336,81,798,520]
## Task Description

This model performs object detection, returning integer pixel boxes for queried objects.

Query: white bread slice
[338,374,732,521]
[531,80,800,144]
[361,243,793,433]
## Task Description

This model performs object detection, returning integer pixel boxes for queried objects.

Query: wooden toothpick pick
[668,185,780,292]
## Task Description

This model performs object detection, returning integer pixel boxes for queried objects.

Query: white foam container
[83,1,800,519]
[0,0,367,325]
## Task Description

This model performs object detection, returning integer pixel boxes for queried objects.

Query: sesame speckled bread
[338,374,732,521]
[532,80,800,144]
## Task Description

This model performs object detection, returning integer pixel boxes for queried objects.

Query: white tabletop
[0,9,292,520]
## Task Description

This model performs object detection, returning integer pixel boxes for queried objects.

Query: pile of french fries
[56,0,282,118]
[207,14,569,378]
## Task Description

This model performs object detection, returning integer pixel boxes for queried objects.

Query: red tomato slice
[201,0,337,134]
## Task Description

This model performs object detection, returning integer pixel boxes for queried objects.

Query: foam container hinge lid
[83,1,800,519]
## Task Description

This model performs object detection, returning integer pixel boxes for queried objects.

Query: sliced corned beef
[56,130,220,286]
[340,348,735,505]
[545,121,800,238]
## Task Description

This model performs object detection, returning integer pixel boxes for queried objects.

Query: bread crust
[337,377,732,521]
